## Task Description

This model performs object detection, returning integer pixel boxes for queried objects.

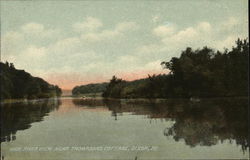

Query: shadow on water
[72,98,249,153]
[0,98,61,143]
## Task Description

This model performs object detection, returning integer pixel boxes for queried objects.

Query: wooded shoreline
[73,39,249,99]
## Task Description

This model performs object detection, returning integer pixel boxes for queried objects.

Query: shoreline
[1,96,248,104]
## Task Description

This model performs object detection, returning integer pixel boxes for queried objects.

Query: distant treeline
[72,83,108,95]
[103,38,249,98]
[0,62,62,100]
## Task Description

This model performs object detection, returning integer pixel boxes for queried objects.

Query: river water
[1,97,249,159]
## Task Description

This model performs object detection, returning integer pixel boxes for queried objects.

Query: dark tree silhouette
[0,62,62,100]
[101,38,248,98]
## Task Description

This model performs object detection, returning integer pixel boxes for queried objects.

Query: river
[1,97,249,159]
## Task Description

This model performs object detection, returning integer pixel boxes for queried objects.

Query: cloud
[1,45,48,78]
[1,22,61,60]
[21,23,44,33]
[1,16,247,89]
[153,25,175,37]
[81,30,120,42]
[73,17,103,32]
[153,21,210,46]
[21,22,60,38]
[136,17,247,64]
[80,21,138,42]
[113,59,166,81]
[144,60,164,71]
[21,45,47,58]
[197,22,212,32]
[163,27,198,43]
[135,43,167,60]
[221,17,239,31]
[1,22,65,74]
[152,22,212,50]
[49,37,81,54]
[152,15,160,23]
[1,31,24,55]
[116,55,138,71]
[140,24,202,58]
[8,19,137,74]
[115,22,138,32]
[214,35,246,51]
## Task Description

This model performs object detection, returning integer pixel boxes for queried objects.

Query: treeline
[0,62,62,100]
[103,38,249,98]
[72,83,108,95]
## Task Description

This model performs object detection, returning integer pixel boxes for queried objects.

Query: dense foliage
[72,83,108,95]
[103,39,249,98]
[0,62,62,100]
[102,75,168,98]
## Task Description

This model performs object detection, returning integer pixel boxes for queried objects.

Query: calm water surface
[1,97,249,159]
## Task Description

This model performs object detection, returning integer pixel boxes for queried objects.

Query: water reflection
[72,98,249,153]
[163,98,249,153]
[1,98,61,143]
[1,97,248,154]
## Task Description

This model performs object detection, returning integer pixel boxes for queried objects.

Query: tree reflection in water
[163,98,249,153]
[73,98,249,153]
[1,98,61,143]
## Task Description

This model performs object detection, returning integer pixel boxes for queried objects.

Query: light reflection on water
[1,97,249,159]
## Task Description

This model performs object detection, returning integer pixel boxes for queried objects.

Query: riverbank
[0,97,61,104]
[2,96,248,104]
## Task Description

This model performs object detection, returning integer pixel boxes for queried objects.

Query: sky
[1,0,248,90]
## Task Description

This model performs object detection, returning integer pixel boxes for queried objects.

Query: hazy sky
[1,0,248,89]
